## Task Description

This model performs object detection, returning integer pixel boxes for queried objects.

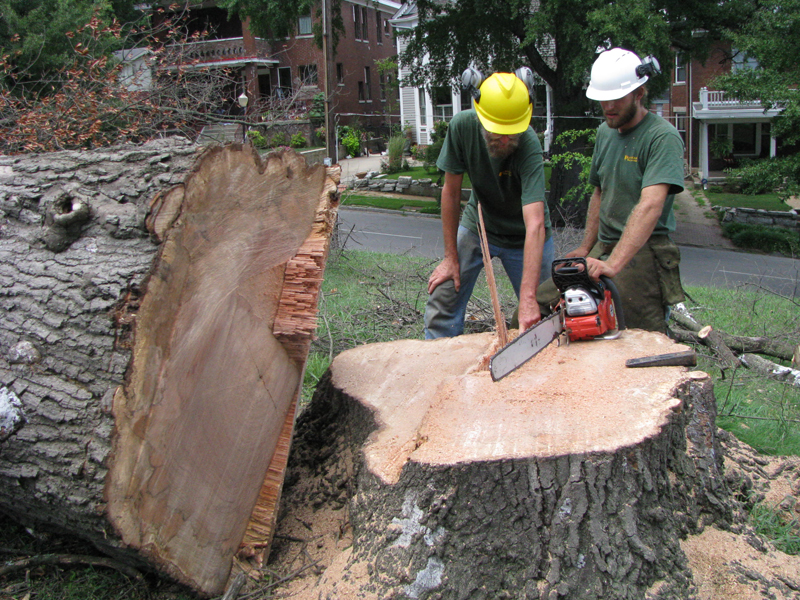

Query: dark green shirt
[589,112,685,243]
[436,110,551,249]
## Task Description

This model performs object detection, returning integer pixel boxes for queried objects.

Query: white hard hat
[586,48,660,101]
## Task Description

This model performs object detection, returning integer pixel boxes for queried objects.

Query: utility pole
[322,0,336,163]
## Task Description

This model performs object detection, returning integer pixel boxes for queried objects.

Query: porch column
[699,120,709,185]
[771,134,777,158]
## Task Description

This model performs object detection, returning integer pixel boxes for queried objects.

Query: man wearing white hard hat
[542,48,685,333]
[424,69,554,338]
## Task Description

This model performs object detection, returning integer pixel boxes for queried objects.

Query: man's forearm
[604,184,669,275]
[440,178,463,260]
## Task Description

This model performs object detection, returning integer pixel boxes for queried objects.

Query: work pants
[424,226,555,339]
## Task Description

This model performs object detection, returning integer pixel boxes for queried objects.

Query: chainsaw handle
[599,275,625,330]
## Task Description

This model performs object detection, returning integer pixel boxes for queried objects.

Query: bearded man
[537,48,686,333]
[424,71,554,338]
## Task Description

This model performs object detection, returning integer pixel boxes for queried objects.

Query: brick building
[137,1,401,140]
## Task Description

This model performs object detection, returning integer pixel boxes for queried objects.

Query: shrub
[290,132,307,149]
[270,132,289,148]
[315,126,326,144]
[722,222,800,256]
[340,125,362,157]
[382,134,406,174]
[246,130,268,148]
[726,156,800,196]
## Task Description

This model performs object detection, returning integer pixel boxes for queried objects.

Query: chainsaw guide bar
[489,312,564,381]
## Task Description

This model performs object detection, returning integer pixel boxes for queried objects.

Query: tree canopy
[400,0,757,120]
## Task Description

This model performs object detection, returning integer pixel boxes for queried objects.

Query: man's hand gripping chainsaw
[489,257,625,381]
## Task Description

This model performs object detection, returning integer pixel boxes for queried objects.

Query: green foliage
[681,284,800,457]
[721,222,800,256]
[549,128,596,204]
[246,129,268,148]
[714,0,800,146]
[725,155,800,198]
[401,0,751,119]
[270,131,289,148]
[0,0,140,88]
[749,501,800,555]
[315,126,326,144]
[290,131,307,148]
[382,134,407,174]
[340,125,362,157]
[421,119,448,171]
[309,92,325,125]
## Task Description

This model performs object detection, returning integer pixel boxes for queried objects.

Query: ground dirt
[246,415,800,599]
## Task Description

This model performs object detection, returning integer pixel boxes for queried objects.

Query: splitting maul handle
[625,350,697,368]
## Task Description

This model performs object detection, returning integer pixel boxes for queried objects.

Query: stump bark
[0,141,339,596]
[290,330,731,599]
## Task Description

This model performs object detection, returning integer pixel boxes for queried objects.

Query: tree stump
[290,330,731,599]
[0,141,339,597]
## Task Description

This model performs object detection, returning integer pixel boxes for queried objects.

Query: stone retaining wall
[719,207,800,232]
[350,173,471,202]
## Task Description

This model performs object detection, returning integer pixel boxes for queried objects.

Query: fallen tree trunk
[284,329,732,599]
[0,141,338,596]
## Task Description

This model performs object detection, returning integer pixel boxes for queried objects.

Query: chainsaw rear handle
[551,257,625,331]
[599,274,625,331]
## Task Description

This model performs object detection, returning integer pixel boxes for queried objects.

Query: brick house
[660,43,782,184]
[128,1,401,142]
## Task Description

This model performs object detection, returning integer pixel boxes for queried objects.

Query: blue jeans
[424,226,555,338]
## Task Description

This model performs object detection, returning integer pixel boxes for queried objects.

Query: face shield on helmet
[470,72,533,135]
[586,48,661,101]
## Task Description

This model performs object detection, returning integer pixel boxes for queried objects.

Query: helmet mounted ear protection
[636,55,661,79]
[586,48,661,101]
[460,67,535,135]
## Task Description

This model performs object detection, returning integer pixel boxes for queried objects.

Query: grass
[377,163,554,191]
[704,189,791,212]
[749,501,800,555]
[681,285,800,456]
[340,191,440,214]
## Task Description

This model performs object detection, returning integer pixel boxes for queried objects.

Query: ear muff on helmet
[636,55,661,79]
[460,66,536,105]
[461,67,485,101]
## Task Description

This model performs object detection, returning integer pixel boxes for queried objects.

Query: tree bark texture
[0,140,339,597]
[289,330,732,599]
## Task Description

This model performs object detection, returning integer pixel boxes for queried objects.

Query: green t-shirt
[436,109,551,249]
[588,112,685,243]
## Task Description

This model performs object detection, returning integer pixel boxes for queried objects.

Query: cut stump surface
[287,329,730,599]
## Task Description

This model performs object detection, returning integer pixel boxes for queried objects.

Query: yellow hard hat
[473,72,533,135]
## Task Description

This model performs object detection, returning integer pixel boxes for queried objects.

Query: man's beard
[483,131,521,159]
[604,99,639,130]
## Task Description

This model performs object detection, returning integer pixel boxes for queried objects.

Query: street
[337,207,800,297]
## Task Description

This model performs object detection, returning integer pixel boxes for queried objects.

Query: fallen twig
[0,552,144,581]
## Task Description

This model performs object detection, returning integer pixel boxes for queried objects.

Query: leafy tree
[714,0,800,197]
[0,0,140,88]
[400,0,755,121]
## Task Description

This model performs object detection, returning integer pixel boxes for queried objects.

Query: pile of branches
[670,301,800,388]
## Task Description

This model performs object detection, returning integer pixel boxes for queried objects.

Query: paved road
[337,207,800,297]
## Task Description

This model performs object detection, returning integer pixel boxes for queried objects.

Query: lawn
[341,192,440,214]
[379,163,553,191]
[704,188,791,212]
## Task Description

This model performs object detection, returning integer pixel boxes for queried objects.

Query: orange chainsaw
[489,257,625,381]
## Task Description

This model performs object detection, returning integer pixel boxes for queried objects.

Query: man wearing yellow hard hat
[424,68,554,338]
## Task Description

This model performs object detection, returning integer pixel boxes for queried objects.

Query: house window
[732,48,759,72]
[299,64,318,85]
[418,88,427,122]
[358,81,365,102]
[674,112,687,147]
[376,11,382,43]
[353,5,362,40]
[277,66,292,98]
[674,53,686,84]
[384,19,390,35]
[361,5,369,42]
[336,63,344,85]
[298,12,312,36]
[364,67,372,101]
[432,86,453,122]
[379,73,386,100]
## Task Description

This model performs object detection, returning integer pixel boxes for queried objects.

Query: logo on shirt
[624,155,638,163]
[498,170,512,177]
